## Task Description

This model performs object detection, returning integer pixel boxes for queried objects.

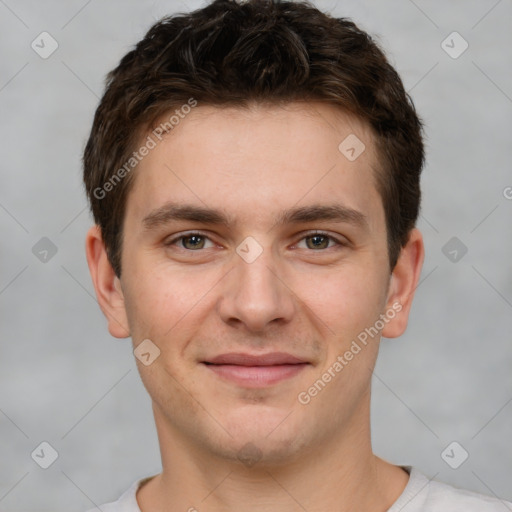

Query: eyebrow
[142,202,368,231]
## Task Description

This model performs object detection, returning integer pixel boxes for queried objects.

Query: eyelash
[164,230,347,251]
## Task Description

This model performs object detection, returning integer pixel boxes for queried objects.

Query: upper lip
[204,352,308,366]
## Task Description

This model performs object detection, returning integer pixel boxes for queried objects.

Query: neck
[137,397,409,512]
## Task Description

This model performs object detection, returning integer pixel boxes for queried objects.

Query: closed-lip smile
[202,352,310,387]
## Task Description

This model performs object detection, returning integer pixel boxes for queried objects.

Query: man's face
[115,102,400,464]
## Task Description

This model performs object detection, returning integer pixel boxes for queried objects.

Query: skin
[86,102,424,512]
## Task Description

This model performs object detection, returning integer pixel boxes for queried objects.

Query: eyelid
[164,230,348,250]
[293,230,349,249]
[164,230,216,248]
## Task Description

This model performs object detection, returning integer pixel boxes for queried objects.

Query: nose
[217,245,296,334]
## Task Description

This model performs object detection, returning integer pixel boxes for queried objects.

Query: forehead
[125,102,383,231]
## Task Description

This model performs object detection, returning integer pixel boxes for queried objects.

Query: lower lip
[204,363,308,387]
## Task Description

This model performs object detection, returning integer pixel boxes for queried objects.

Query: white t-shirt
[87,467,512,511]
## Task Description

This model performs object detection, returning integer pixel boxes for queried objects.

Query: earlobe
[85,225,131,339]
[382,228,425,339]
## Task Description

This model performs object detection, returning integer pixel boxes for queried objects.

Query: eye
[296,232,345,250]
[165,232,215,250]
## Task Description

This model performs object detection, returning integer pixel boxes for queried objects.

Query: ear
[381,228,424,338]
[85,225,130,338]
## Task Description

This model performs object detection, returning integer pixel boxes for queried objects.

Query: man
[83,0,511,510]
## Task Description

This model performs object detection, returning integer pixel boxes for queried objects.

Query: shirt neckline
[126,466,429,512]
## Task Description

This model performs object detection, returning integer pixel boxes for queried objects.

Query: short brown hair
[83,0,424,277]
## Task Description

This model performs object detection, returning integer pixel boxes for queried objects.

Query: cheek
[291,263,387,338]
[122,263,221,342]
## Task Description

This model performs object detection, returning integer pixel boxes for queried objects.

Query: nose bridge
[218,241,294,331]
[237,249,278,299]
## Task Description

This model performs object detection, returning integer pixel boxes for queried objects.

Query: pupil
[309,235,327,249]
[185,235,203,249]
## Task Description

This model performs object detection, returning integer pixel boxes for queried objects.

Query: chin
[210,434,309,469]
[210,407,311,468]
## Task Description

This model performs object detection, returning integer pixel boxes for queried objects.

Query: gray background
[0,0,511,510]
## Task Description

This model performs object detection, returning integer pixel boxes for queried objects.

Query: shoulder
[425,477,512,511]
[393,467,512,512]
[84,476,154,512]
